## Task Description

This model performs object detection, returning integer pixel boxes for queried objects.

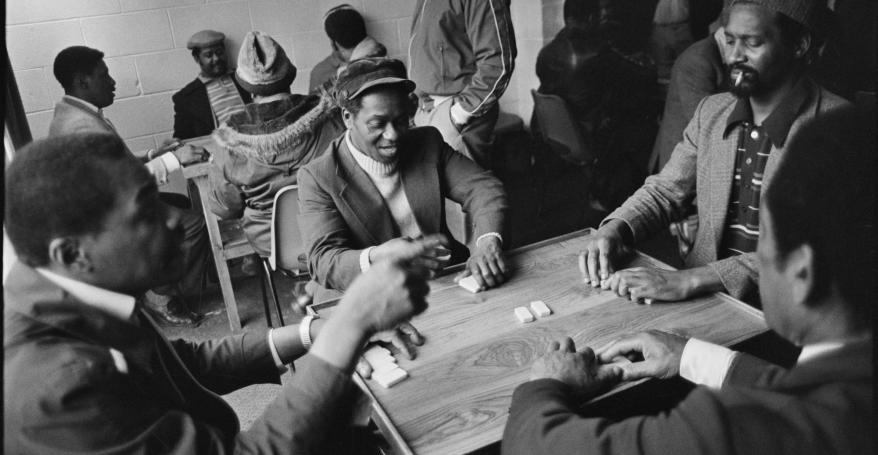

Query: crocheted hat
[324,4,366,48]
[335,57,415,101]
[730,0,823,32]
[235,31,297,96]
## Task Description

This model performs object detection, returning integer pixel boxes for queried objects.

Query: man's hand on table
[172,143,209,165]
[310,260,431,372]
[356,322,426,378]
[457,235,507,290]
[579,220,631,287]
[603,265,726,303]
[529,337,623,398]
[371,234,451,275]
[596,330,688,381]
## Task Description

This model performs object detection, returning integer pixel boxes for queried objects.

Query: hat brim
[348,77,415,100]
[236,68,297,96]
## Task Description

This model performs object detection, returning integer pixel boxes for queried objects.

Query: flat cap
[335,57,415,100]
[187,30,225,50]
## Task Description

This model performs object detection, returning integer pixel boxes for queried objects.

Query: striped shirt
[201,74,246,125]
[719,78,811,259]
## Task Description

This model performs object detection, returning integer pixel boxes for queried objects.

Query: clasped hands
[529,330,689,396]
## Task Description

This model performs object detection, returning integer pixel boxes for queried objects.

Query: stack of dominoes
[363,345,409,388]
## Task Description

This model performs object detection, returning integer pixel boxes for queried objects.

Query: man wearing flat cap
[173,30,251,141]
[580,0,847,306]
[298,57,509,301]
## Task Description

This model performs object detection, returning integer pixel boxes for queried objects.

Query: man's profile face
[80,158,185,295]
[83,60,116,108]
[343,87,411,164]
[723,4,796,98]
[196,44,228,78]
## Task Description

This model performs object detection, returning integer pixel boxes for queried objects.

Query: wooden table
[312,228,767,455]
[183,138,256,331]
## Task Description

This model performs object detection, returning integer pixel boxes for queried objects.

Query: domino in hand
[529,300,552,318]
[458,275,483,293]
[514,306,535,323]
[372,367,409,388]
[363,346,398,374]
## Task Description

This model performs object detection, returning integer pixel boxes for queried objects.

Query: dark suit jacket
[172,77,251,140]
[502,339,874,455]
[3,262,356,454]
[297,127,508,291]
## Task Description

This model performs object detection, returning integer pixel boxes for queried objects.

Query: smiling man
[580,0,847,306]
[503,105,874,455]
[173,30,251,140]
[298,58,509,295]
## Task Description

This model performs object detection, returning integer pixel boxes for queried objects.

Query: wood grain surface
[315,229,767,455]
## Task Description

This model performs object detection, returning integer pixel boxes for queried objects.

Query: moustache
[728,64,759,88]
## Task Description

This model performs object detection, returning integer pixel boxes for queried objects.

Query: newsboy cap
[730,0,824,33]
[187,30,225,50]
[235,31,297,96]
[335,57,415,101]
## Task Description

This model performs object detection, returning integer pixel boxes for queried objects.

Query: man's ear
[47,237,90,272]
[794,33,812,60]
[342,109,354,129]
[786,244,816,307]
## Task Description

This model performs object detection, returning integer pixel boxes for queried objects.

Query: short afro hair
[53,46,105,91]
[324,6,367,48]
[5,134,143,267]
[764,105,876,326]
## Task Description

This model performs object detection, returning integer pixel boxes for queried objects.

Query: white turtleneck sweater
[346,132,424,270]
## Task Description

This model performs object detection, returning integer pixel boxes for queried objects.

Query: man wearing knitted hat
[297,57,509,303]
[208,31,345,259]
[172,30,252,140]
[309,4,387,94]
[580,0,847,306]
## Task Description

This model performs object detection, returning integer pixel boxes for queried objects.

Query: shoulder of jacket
[173,79,204,99]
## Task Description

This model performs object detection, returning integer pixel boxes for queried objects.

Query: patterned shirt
[199,73,246,125]
[718,78,811,259]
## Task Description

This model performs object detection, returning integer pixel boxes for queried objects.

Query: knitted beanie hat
[324,4,366,48]
[235,31,297,96]
[730,0,823,32]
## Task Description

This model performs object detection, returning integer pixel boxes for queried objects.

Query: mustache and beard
[727,63,761,98]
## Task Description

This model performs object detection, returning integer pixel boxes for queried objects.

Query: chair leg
[257,261,273,328]
[262,258,285,327]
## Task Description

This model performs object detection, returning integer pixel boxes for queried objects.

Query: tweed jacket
[503,338,873,455]
[48,96,189,202]
[604,78,847,300]
[209,94,345,257]
[297,126,508,291]
[172,76,251,140]
[3,261,356,454]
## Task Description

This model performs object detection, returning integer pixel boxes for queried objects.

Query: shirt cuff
[679,338,738,389]
[359,247,374,272]
[159,150,182,174]
[475,232,503,249]
[450,100,473,125]
[267,329,288,371]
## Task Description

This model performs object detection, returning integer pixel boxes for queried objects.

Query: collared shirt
[680,337,850,389]
[719,77,811,259]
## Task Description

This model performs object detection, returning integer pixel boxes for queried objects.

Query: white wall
[8,0,564,147]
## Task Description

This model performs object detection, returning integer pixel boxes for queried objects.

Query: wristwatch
[299,314,319,350]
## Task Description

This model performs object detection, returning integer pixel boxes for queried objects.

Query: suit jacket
[297,126,508,291]
[603,78,847,300]
[48,96,189,203]
[3,262,355,454]
[172,77,251,140]
[502,339,874,455]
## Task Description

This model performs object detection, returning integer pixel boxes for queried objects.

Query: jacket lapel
[708,110,739,249]
[335,137,397,244]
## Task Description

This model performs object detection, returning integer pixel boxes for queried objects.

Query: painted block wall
[9,0,559,152]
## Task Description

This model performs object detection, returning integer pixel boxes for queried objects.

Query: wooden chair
[260,185,311,327]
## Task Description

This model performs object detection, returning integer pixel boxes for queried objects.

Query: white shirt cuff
[679,338,738,389]
[267,329,287,370]
[359,247,374,272]
[450,100,473,125]
[159,150,182,174]
[475,232,503,249]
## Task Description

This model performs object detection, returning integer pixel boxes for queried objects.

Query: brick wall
[9,0,561,151]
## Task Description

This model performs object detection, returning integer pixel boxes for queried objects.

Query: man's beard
[727,64,761,98]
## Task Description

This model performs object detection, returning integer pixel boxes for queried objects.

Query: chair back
[269,185,306,274]
[531,90,594,166]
